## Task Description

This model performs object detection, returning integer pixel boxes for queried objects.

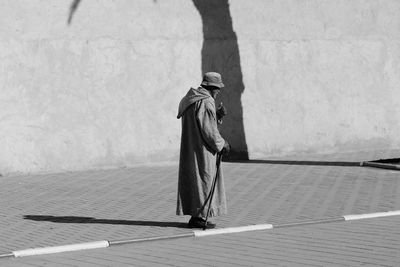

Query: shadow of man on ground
[24,215,189,228]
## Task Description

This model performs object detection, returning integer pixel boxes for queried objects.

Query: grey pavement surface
[1,149,400,266]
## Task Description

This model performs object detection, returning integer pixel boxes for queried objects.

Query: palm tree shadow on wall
[193,0,248,160]
[68,0,81,25]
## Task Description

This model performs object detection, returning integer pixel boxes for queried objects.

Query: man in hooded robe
[176,72,230,229]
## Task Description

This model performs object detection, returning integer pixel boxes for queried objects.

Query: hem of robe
[176,205,227,218]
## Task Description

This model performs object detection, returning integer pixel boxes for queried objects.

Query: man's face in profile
[207,86,221,99]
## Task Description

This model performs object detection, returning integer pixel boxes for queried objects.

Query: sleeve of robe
[196,99,225,154]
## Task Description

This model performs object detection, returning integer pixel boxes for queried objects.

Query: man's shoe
[188,217,216,229]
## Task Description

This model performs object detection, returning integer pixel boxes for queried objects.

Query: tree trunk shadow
[193,0,249,160]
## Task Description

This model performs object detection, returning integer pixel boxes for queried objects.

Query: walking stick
[203,151,223,230]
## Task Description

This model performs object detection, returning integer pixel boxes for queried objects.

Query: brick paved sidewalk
[5,216,400,267]
[1,150,400,265]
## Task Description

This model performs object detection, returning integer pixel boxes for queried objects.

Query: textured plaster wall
[0,0,400,174]
[0,0,202,174]
[230,0,400,158]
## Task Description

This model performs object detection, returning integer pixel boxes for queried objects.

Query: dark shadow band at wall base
[361,160,400,170]
[223,150,249,161]
[224,157,400,171]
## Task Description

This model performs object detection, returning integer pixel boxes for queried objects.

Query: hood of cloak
[177,87,211,119]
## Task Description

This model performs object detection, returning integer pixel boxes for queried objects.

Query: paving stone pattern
[1,153,400,266]
[3,217,400,267]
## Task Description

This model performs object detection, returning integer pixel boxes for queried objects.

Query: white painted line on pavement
[343,210,400,221]
[274,217,345,228]
[13,241,109,257]
[0,253,14,259]
[193,224,273,237]
[4,210,400,260]
[109,233,194,245]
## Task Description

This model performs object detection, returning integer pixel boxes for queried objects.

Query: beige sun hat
[201,72,224,88]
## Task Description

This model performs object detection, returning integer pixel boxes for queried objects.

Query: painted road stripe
[193,224,273,237]
[343,210,400,221]
[274,217,345,228]
[0,253,14,259]
[3,210,400,259]
[109,233,194,245]
[12,241,109,257]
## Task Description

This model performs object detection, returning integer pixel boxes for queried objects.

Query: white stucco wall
[0,0,399,174]
[230,0,400,158]
[0,0,203,174]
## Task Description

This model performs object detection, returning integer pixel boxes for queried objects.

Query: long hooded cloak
[176,87,227,218]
